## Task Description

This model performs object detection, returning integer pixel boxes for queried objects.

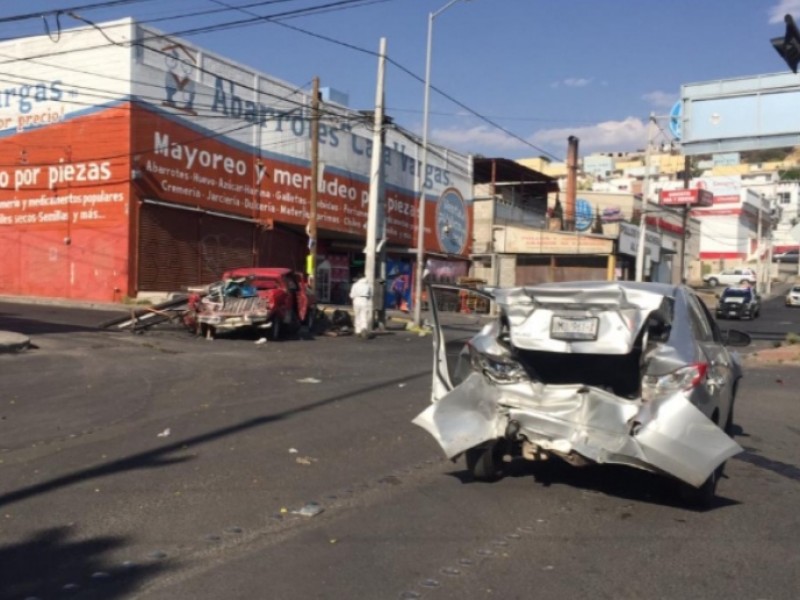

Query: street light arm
[432,0,467,19]
[412,0,471,327]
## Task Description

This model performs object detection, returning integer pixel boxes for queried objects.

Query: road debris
[297,377,321,384]
[292,502,324,517]
[157,428,171,438]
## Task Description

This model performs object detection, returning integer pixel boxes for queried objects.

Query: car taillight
[468,343,529,385]
[641,362,708,402]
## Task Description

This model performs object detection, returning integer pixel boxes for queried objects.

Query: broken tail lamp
[641,362,708,402]
[468,343,528,385]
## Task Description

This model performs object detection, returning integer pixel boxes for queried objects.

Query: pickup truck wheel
[269,317,281,341]
[707,278,718,288]
[304,308,316,330]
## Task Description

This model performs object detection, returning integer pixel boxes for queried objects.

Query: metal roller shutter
[138,204,201,292]
[138,203,307,293]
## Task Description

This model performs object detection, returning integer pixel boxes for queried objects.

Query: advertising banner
[131,25,473,255]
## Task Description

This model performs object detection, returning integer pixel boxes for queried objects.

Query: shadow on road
[0,370,430,508]
[448,458,740,512]
[0,311,106,336]
[0,526,167,600]
[735,447,800,483]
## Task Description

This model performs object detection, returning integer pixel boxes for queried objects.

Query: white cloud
[530,117,648,153]
[431,124,528,154]
[551,77,592,89]
[769,0,800,23]
[642,90,677,108]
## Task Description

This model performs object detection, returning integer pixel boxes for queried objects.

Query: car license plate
[550,315,599,341]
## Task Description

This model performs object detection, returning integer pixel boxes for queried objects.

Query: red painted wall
[0,104,132,302]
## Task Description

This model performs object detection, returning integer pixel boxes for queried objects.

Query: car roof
[224,267,292,277]
[521,279,680,297]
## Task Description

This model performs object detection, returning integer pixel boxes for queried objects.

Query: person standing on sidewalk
[349,273,373,338]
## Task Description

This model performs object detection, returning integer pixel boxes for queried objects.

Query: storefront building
[0,19,472,303]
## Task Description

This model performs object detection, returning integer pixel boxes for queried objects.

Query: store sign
[660,188,713,207]
[500,228,613,255]
[574,198,593,231]
[435,188,468,254]
[618,223,661,262]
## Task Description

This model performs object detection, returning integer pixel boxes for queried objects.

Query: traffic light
[772,14,800,73]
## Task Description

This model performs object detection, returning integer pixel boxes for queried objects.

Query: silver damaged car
[413,281,751,507]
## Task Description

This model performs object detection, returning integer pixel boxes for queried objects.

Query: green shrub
[786,332,800,345]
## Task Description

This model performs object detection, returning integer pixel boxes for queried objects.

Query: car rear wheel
[465,441,504,482]
[681,466,721,510]
[707,278,718,287]
[680,412,724,509]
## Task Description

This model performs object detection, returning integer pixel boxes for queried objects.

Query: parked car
[786,285,800,307]
[414,281,751,508]
[185,267,315,339]
[772,249,799,263]
[703,268,757,288]
[716,286,760,320]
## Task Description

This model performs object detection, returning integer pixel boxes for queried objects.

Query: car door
[687,292,734,423]
[428,284,495,402]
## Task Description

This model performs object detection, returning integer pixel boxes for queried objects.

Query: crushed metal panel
[632,394,742,487]
[494,284,670,354]
[413,374,742,487]
[413,373,502,458]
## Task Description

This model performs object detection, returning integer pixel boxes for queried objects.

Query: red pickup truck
[186,267,316,339]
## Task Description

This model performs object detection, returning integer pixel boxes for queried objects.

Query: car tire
[465,442,504,482]
[707,278,718,288]
[269,316,281,341]
[681,465,721,510]
[302,307,316,332]
[725,403,735,437]
[681,412,725,509]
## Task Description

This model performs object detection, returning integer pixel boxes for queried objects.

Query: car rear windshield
[723,289,751,298]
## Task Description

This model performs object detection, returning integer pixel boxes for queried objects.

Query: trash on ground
[157,428,171,438]
[288,448,299,454]
[296,456,317,465]
[297,377,321,384]
[292,502,324,517]
[255,337,267,345]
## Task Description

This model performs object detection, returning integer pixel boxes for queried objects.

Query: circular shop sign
[435,188,468,254]
[574,198,593,232]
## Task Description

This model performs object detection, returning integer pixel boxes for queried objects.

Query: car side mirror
[722,329,751,347]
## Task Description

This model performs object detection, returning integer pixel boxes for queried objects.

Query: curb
[0,331,31,353]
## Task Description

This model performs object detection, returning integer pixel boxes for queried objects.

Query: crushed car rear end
[414,282,745,501]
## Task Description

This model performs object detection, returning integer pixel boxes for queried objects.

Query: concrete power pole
[364,38,387,334]
[635,113,656,282]
[679,155,691,284]
[307,76,320,289]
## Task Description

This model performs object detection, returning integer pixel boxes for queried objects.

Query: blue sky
[3,0,800,161]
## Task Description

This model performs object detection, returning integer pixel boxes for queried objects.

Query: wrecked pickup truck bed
[413,281,751,507]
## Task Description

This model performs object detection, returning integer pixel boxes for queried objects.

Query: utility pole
[635,113,655,282]
[307,76,320,289]
[364,37,387,335]
[679,155,691,284]
[756,198,764,294]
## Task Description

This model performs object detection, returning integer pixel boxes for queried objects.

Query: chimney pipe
[565,136,579,231]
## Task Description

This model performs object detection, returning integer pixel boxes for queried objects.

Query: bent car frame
[413,281,751,507]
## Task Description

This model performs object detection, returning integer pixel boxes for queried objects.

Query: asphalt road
[1,301,799,600]
[708,282,800,341]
